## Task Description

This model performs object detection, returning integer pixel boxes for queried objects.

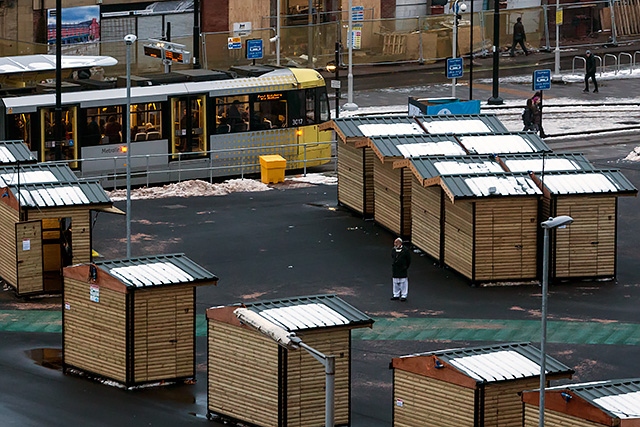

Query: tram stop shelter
[206,294,374,427]
[521,378,640,426]
[319,114,509,219]
[62,253,218,388]
[0,139,37,165]
[391,342,574,427]
[530,169,637,281]
[0,171,121,297]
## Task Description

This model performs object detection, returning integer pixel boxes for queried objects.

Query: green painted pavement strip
[2,311,640,346]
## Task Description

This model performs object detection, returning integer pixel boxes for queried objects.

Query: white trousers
[392,277,408,298]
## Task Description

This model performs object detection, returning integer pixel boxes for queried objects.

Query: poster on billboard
[47,6,101,55]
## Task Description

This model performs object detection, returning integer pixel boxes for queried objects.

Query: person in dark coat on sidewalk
[510,17,530,57]
[391,238,411,302]
[584,50,599,93]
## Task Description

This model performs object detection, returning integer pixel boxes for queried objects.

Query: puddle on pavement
[26,348,62,370]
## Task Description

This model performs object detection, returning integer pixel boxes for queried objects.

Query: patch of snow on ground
[108,178,272,201]
[288,173,337,185]
[625,146,640,162]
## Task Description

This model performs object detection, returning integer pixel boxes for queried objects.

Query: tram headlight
[120,145,128,153]
[296,129,303,137]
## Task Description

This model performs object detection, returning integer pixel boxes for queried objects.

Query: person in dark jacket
[583,50,599,93]
[510,17,530,57]
[391,238,411,302]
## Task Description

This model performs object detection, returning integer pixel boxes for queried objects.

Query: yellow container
[259,155,286,184]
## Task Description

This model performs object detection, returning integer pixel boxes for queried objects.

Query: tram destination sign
[143,39,191,64]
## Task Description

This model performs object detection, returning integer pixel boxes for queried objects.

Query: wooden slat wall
[444,200,474,280]
[364,148,375,216]
[337,143,365,214]
[613,0,640,36]
[0,201,19,286]
[411,182,441,260]
[553,197,616,279]
[16,221,43,295]
[133,287,195,383]
[393,370,475,427]
[474,198,538,282]
[523,404,605,427]
[400,168,412,237]
[484,378,539,426]
[208,321,280,427]
[27,207,92,264]
[63,277,127,383]
[374,160,403,235]
[287,329,350,427]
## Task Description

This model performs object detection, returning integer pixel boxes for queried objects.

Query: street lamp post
[539,215,574,427]
[451,0,467,98]
[326,42,341,119]
[343,0,358,111]
[124,34,137,259]
[552,0,563,82]
[487,0,503,105]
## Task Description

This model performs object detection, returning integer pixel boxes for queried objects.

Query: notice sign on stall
[90,285,100,303]
[22,239,30,251]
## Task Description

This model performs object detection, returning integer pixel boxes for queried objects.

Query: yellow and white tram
[0,66,332,185]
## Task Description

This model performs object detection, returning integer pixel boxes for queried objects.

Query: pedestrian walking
[391,238,411,302]
[583,50,599,93]
[522,98,536,132]
[510,17,530,57]
[531,92,546,138]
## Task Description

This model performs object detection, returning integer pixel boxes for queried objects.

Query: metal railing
[48,140,338,190]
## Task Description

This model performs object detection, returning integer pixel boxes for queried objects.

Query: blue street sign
[351,5,364,21]
[533,69,552,91]
[446,57,464,79]
[246,39,263,60]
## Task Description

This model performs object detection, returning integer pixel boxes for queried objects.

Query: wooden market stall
[521,378,640,427]
[0,176,120,297]
[320,115,424,217]
[368,134,465,238]
[62,253,218,388]
[530,169,637,281]
[206,294,374,427]
[391,342,574,427]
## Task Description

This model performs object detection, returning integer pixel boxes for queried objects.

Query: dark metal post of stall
[193,0,201,69]
[487,0,503,105]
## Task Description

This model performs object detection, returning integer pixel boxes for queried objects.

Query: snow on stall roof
[0,147,17,163]
[460,134,535,154]
[542,173,620,194]
[397,141,466,158]
[0,170,58,185]
[464,175,541,196]
[17,185,89,207]
[259,303,349,331]
[593,391,640,419]
[422,119,491,134]
[357,122,425,137]
[435,160,504,175]
[110,261,195,287]
[448,350,540,382]
[505,158,580,173]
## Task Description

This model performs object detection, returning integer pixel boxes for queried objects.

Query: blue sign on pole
[246,39,264,60]
[533,69,552,91]
[446,57,464,79]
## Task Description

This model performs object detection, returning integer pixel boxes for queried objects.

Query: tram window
[288,91,306,127]
[249,93,288,130]
[7,113,32,149]
[84,103,162,145]
[305,89,316,124]
[318,89,330,122]
[216,96,249,133]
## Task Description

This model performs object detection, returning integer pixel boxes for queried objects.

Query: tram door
[171,96,206,156]
[40,107,78,167]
